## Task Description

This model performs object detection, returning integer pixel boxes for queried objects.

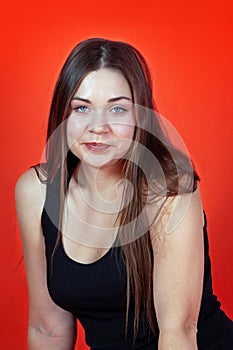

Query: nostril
[89,124,109,133]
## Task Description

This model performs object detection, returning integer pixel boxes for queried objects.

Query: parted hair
[36,38,199,343]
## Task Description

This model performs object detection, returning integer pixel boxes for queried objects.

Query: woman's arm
[151,185,204,350]
[15,168,77,350]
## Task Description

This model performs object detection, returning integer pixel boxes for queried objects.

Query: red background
[1,1,232,349]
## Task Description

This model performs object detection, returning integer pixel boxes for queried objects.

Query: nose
[89,111,110,134]
[89,123,110,134]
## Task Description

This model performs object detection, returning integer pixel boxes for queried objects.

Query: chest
[61,191,119,263]
[47,238,127,315]
[42,182,127,316]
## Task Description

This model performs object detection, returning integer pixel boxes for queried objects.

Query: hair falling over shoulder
[35,38,200,343]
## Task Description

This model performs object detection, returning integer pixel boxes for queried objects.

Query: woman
[15,38,233,349]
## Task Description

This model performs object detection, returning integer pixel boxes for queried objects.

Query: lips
[84,142,112,151]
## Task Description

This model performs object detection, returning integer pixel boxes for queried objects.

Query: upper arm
[15,168,76,338]
[151,185,204,332]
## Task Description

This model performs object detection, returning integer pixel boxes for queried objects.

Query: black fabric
[41,173,233,349]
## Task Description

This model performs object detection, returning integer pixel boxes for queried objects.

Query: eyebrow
[71,96,132,103]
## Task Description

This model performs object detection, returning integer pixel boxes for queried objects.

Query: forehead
[73,68,132,102]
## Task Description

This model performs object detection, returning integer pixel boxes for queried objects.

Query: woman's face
[67,68,135,170]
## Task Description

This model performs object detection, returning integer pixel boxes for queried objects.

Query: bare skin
[16,68,204,349]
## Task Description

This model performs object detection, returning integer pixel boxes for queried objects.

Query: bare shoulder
[15,167,47,236]
[150,184,204,245]
[15,167,46,210]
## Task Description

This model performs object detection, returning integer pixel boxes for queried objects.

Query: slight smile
[84,142,112,152]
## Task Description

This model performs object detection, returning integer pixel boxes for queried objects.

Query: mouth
[84,142,112,152]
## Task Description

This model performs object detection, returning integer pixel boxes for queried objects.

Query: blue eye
[73,105,89,113]
[112,106,127,113]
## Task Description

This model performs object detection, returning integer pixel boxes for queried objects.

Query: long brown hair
[37,38,199,342]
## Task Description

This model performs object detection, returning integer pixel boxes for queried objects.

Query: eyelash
[73,105,89,113]
[72,105,128,114]
[112,106,127,113]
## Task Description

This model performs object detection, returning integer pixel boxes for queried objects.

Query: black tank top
[41,171,233,350]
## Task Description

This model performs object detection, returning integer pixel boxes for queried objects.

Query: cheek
[113,124,135,140]
[66,116,85,148]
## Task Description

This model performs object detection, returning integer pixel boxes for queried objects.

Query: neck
[73,161,125,199]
